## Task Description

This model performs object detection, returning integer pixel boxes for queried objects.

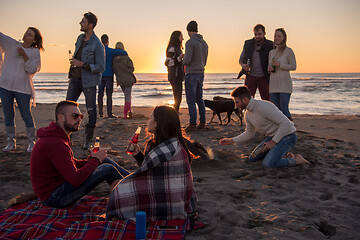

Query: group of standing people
[165,20,208,132]
[239,24,296,120]
[165,23,296,133]
[98,34,136,120]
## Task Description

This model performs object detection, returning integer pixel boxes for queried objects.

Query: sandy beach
[0,104,359,239]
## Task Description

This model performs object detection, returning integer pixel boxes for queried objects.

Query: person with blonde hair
[112,42,136,118]
[98,34,127,118]
[268,28,296,120]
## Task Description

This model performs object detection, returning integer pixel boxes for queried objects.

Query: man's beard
[64,119,79,133]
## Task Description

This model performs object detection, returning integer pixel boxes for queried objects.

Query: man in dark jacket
[30,100,130,208]
[239,24,273,100]
[183,20,209,131]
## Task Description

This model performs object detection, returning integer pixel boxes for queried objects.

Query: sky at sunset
[0,0,359,73]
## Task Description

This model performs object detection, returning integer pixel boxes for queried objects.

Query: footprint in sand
[315,221,336,237]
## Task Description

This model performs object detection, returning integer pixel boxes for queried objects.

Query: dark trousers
[169,79,183,112]
[245,75,270,101]
[66,78,97,127]
[98,76,114,117]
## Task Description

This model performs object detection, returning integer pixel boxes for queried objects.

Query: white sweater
[0,32,41,99]
[268,47,296,93]
[232,98,296,143]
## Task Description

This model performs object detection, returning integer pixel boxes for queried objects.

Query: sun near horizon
[0,0,359,74]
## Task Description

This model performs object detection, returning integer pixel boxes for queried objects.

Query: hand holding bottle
[242,63,250,72]
[268,65,274,73]
[271,58,280,67]
[126,127,141,155]
[90,148,107,163]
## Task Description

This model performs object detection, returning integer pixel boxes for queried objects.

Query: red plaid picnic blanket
[0,196,205,239]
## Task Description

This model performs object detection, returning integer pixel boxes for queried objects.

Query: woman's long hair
[152,106,191,162]
[274,28,287,56]
[28,27,44,51]
[166,30,183,53]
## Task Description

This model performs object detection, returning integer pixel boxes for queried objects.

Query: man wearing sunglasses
[30,100,130,208]
[239,24,273,101]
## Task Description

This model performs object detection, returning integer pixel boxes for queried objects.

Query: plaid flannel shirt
[106,137,197,221]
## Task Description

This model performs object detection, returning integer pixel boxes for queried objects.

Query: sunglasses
[65,113,84,120]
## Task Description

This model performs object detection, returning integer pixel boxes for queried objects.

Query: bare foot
[295,154,310,165]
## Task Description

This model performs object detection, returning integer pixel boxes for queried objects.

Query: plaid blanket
[0,196,204,239]
[107,137,197,222]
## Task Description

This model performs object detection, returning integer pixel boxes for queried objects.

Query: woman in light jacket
[268,28,296,120]
[0,27,43,152]
[112,42,136,119]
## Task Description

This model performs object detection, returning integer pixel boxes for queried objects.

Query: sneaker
[185,124,197,132]
[197,122,207,130]
[108,114,118,118]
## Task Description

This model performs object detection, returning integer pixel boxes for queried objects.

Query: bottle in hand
[271,58,276,73]
[246,58,251,74]
[126,127,141,155]
[93,137,100,153]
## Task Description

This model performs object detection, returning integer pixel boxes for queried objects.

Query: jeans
[169,79,183,112]
[249,133,297,168]
[270,93,292,120]
[245,75,270,101]
[0,87,34,127]
[44,158,130,208]
[98,76,114,116]
[185,73,206,124]
[66,78,97,127]
[120,85,132,103]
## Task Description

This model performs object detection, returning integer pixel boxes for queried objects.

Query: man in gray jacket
[183,20,208,131]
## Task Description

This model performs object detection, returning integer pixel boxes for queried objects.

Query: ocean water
[33,73,360,115]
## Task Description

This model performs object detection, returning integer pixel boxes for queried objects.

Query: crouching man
[219,86,309,168]
[30,100,130,207]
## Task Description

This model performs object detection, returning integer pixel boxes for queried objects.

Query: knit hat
[187,21,198,32]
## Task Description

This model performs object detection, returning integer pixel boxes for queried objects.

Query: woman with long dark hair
[268,28,296,120]
[107,106,197,221]
[165,31,184,112]
[0,27,44,152]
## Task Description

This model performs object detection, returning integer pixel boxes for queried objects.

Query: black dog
[204,97,243,125]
